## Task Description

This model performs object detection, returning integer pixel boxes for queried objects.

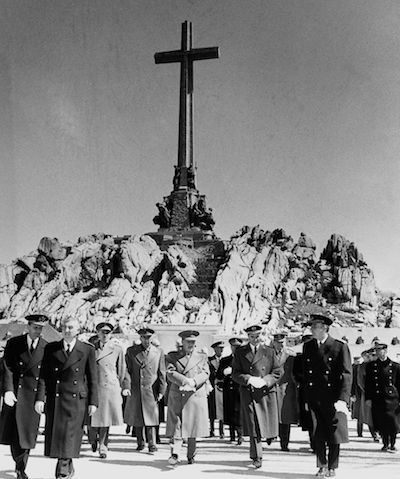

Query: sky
[0,0,399,292]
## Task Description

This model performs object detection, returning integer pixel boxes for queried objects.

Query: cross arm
[189,47,219,61]
[154,50,183,64]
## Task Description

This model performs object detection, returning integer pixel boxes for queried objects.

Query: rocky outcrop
[0,227,384,333]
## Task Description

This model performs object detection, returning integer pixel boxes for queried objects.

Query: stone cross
[155,21,219,189]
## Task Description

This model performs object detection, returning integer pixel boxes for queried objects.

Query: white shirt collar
[63,338,77,351]
[27,335,39,349]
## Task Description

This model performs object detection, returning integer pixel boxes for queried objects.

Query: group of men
[0,312,399,479]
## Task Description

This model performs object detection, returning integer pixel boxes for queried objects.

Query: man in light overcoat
[0,313,48,479]
[88,322,125,458]
[232,324,281,469]
[122,328,166,453]
[35,317,98,479]
[165,330,210,465]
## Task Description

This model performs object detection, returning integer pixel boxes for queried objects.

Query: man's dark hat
[374,343,388,351]
[305,314,333,326]
[96,322,114,333]
[137,327,155,337]
[211,340,225,349]
[273,331,287,341]
[229,337,243,346]
[178,330,200,340]
[26,313,49,325]
[244,324,262,333]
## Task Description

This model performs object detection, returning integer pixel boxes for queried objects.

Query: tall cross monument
[152,21,219,239]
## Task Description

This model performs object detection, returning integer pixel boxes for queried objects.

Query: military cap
[374,343,388,350]
[96,322,114,332]
[244,324,262,333]
[305,314,333,326]
[211,340,225,349]
[178,330,200,340]
[137,327,155,337]
[26,313,49,325]
[229,337,243,346]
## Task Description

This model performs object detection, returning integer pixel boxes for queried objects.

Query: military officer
[122,327,166,453]
[35,316,98,479]
[302,314,352,478]
[208,340,225,438]
[232,324,281,469]
[165,330,210,465]
[216,337,243,444]
[88,322,125,458]
[272,331,298,451]
[0,313,48,479]
[365,343,400,451]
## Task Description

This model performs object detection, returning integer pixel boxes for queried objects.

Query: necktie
[30,342,35,354]
[66,344,71,356]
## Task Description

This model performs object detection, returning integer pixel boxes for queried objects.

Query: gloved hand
[88,405,97,416]
[34,401,44,415]
[122,389,131,396]
[223,366,232,376]
[334,400,351,417]
[4,391,17,407]
[248,377,266,389]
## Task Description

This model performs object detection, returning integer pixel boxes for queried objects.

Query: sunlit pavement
[0,419,397,479]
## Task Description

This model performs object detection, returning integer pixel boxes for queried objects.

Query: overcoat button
[56,393,59,397]
[73,393,77,397]
[35,377,39,380]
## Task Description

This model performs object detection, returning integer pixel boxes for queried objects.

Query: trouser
[249,436,263,461]
[357,421,377,438]
[210,419,224,436]
[279,423,291,449]
[170,437,196,459]
[10,442,29,473]
[381,433,396,448]
[135,426,155,446]
[315,442,340,470]
[55,458,74,478]
[229,425,243,441]
[88,426,109,452]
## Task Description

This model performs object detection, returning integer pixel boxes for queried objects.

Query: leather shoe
[187,457,195,464]
[16,472,29,479]
[237,436,243,445]
[148,445,158,453]
[327,470,336,477]
[252,459,262,469]
[316,467,327,477]
[99,452,107,459]
[381,446,389,452]
[136,444,145,451]
[168,453,179,465]
[281,446,290,452]
[390,446,397,452]
[91,440,98,452]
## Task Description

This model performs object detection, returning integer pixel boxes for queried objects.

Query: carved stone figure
[153,202,171,228]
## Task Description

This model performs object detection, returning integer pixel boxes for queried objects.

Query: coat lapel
[61,340,84,371]
[253,344,267,365]
[244,344,254,364]
[23,337,46,372]
[183,352,201,374]
[96,342,113,362]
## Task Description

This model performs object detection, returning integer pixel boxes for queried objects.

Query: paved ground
[0,419,398,479]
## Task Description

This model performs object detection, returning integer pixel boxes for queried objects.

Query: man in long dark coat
[35,316,98,479]
[122,327,166,453]
[208,341,224,438]
[0,313,48,479]
[302,314,352,478]
[365,343,400,451]
[232,324,281,469]
[216,337,243,444]
[165,330,210,465]
[272,332,298,451]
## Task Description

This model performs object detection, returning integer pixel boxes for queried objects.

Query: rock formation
[0,227,391,333]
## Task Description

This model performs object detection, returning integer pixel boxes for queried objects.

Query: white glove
[179,383,196,392]
[122,389,131,396]
[334,400,351,417]
[223,366,232,376]
[88,405,97,416]
[248,377,266,389]
[4,391,17,407]
[34,401,44,415]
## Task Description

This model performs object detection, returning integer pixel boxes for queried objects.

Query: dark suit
[302,336,352,471]
[232,343,281,461]
[36,339,98,478]
[0,334,47,474]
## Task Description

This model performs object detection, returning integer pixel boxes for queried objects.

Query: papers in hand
[334,400,351,417]
[248,377,266,389]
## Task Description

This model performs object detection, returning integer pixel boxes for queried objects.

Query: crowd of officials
[0,312,399,479]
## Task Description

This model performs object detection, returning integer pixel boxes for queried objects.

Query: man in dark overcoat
[0,313,48,479]
[216,337,243,444]
[232,324,281,469]
[365,343,400,451]
[165,330,210,465]
[302,314,352,478]
[207,340,224,438]
[122,327,166,453]
[272,331,298,451]
[35,316,98,479]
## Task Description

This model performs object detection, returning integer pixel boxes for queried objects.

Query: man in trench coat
[35,316,98,479]
[122,327,166,453]
[88,322,125,458]
[0,313,48,479]
[165,330,210,465]
[302,314,352,478]
[232,324,282,469]
[272,331,298,451]
[365,343,400,451]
